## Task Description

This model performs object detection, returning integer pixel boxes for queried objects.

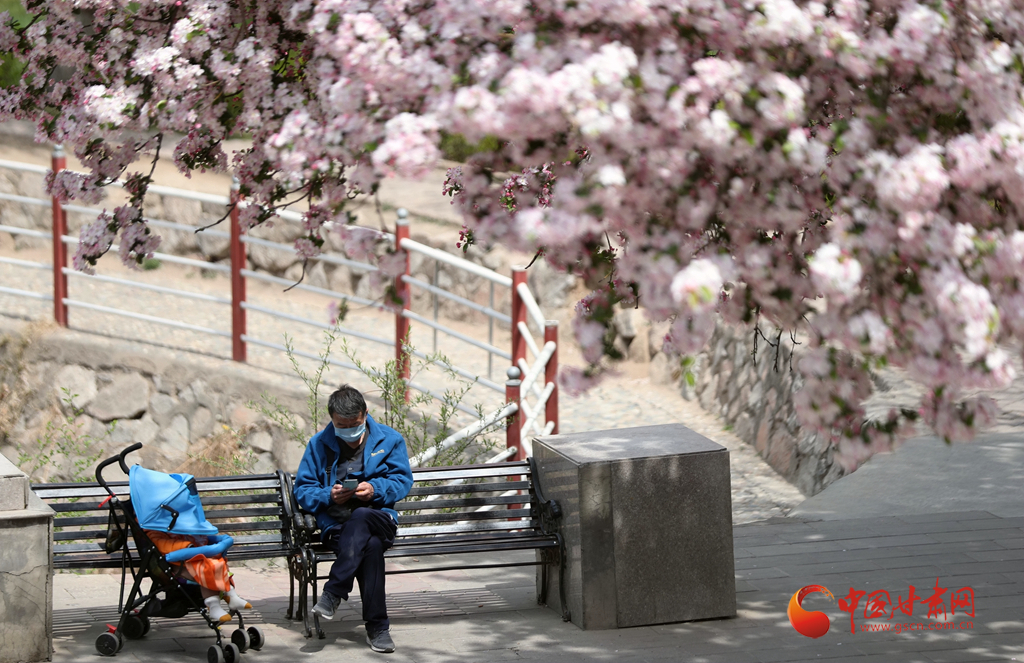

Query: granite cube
[535,424,736,629]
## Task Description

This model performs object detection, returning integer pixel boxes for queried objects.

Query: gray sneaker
[366,628,396,653]
[312,590,341,620]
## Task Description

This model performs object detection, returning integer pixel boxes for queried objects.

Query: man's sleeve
[369,435,414,505]
[294,442,331,514]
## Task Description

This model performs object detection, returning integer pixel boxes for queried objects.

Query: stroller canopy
[129,465,219,536]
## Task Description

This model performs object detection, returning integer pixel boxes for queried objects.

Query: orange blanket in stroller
[145,531,234,593]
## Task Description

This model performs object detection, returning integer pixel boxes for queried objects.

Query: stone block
[0,467,53,663]
[87,373,151,422]
[191,407,215,439]
[284,261,329,289]
[246,430,274,453]
[53,364,97,412]
[534,423,736,630]
[0,454,28,511]
[157,413,190,456]
[109,415,159,449]
[273,435,306,472]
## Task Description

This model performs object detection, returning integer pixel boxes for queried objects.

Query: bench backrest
[292,460,548,546]
[395,461,537,537]
[33,471,295,569]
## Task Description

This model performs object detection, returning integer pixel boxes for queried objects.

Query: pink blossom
[809,244,863,300]
[558,366,605,398]
[670,259,724,312]
[5,0,1023,468]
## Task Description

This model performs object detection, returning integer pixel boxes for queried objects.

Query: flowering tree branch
[2,0,1023,468]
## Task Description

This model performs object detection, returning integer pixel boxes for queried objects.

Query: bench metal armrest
[528,456,563,535]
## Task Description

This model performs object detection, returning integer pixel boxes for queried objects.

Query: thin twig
[283,260,308,292]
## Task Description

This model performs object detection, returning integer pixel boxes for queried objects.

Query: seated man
[294,384,413,654]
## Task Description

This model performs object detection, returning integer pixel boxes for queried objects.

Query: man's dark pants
[322,507,398,634]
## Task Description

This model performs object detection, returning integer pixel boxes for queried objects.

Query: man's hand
[331,484,355,504]
[354,481,374,502]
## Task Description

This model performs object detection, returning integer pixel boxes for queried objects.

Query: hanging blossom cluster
[3,0,1024,468]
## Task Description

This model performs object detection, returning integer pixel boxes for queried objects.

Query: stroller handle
[96,443,143,492]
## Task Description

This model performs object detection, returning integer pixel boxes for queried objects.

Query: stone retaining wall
[0,319,312,480]
[650,322,844,496]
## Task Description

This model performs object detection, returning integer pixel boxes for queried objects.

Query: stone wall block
[87,373,151,422]
[734,412,753,443]
[272,436,306,472]
[281,261,328,289]
[699,374,718,411]
[246,430,274,453]
[754,417,770,455]
[187,379,215,410]
[191,407,215,440]
[767,429,796,476]
[54,365,97,412]
[108,415,159,449]
[252,452,276,474]
[328,264,354,294]
[195,225,230,260]
[157,413,190,457]
[746,381,763,409]
[149,392,179,425]
[230,402,261,429]
[528,260,577,308]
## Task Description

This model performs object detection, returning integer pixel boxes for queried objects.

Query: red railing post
[505,366,522,461]
[511,266,527,369]
[544,320,558,435]
[394,209,411,399]
[229,178,246,362]
[50,146,68,327]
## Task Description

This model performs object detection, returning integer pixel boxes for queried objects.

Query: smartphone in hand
[342,478,359,490]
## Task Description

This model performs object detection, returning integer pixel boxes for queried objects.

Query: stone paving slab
[49,512,1023,663]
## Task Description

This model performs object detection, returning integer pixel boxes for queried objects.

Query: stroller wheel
[223,642,241,663]
[95,632,120,657]
[122,614,147,640]
[246,625,265,651]
[207,645,224,663]
[117,631,125,652]
[231,628,250,652]
[140,616,151,636]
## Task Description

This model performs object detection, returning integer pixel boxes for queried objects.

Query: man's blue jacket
[294,414,413,536]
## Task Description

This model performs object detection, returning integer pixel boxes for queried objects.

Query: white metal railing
[0,154,559,466]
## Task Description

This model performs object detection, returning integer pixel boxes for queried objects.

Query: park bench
[291,458,568,638]
[32,469,304,620]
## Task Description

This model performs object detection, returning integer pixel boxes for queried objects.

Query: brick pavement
[51,511,1023,663]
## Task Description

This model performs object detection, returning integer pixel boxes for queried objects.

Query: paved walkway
[47,414,1024,663]
[51,506,1022,663]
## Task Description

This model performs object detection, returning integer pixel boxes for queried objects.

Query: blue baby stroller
[95,443,264,662]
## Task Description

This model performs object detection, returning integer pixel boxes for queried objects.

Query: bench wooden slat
[405,480,530,497]
[388,538,559,558]
[54,531,290,554]
[49,492,281,511]
[52,504,284,528]
[33,478,282,499]
[409,466,531,481]
[410,461,529,474]
[395,530,553,547]
[396,494,527,511]
[398,519,538,536]
[54,519,287,541]
[399,508,532,525]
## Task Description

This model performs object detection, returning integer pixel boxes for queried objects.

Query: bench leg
[286,554,297,620]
